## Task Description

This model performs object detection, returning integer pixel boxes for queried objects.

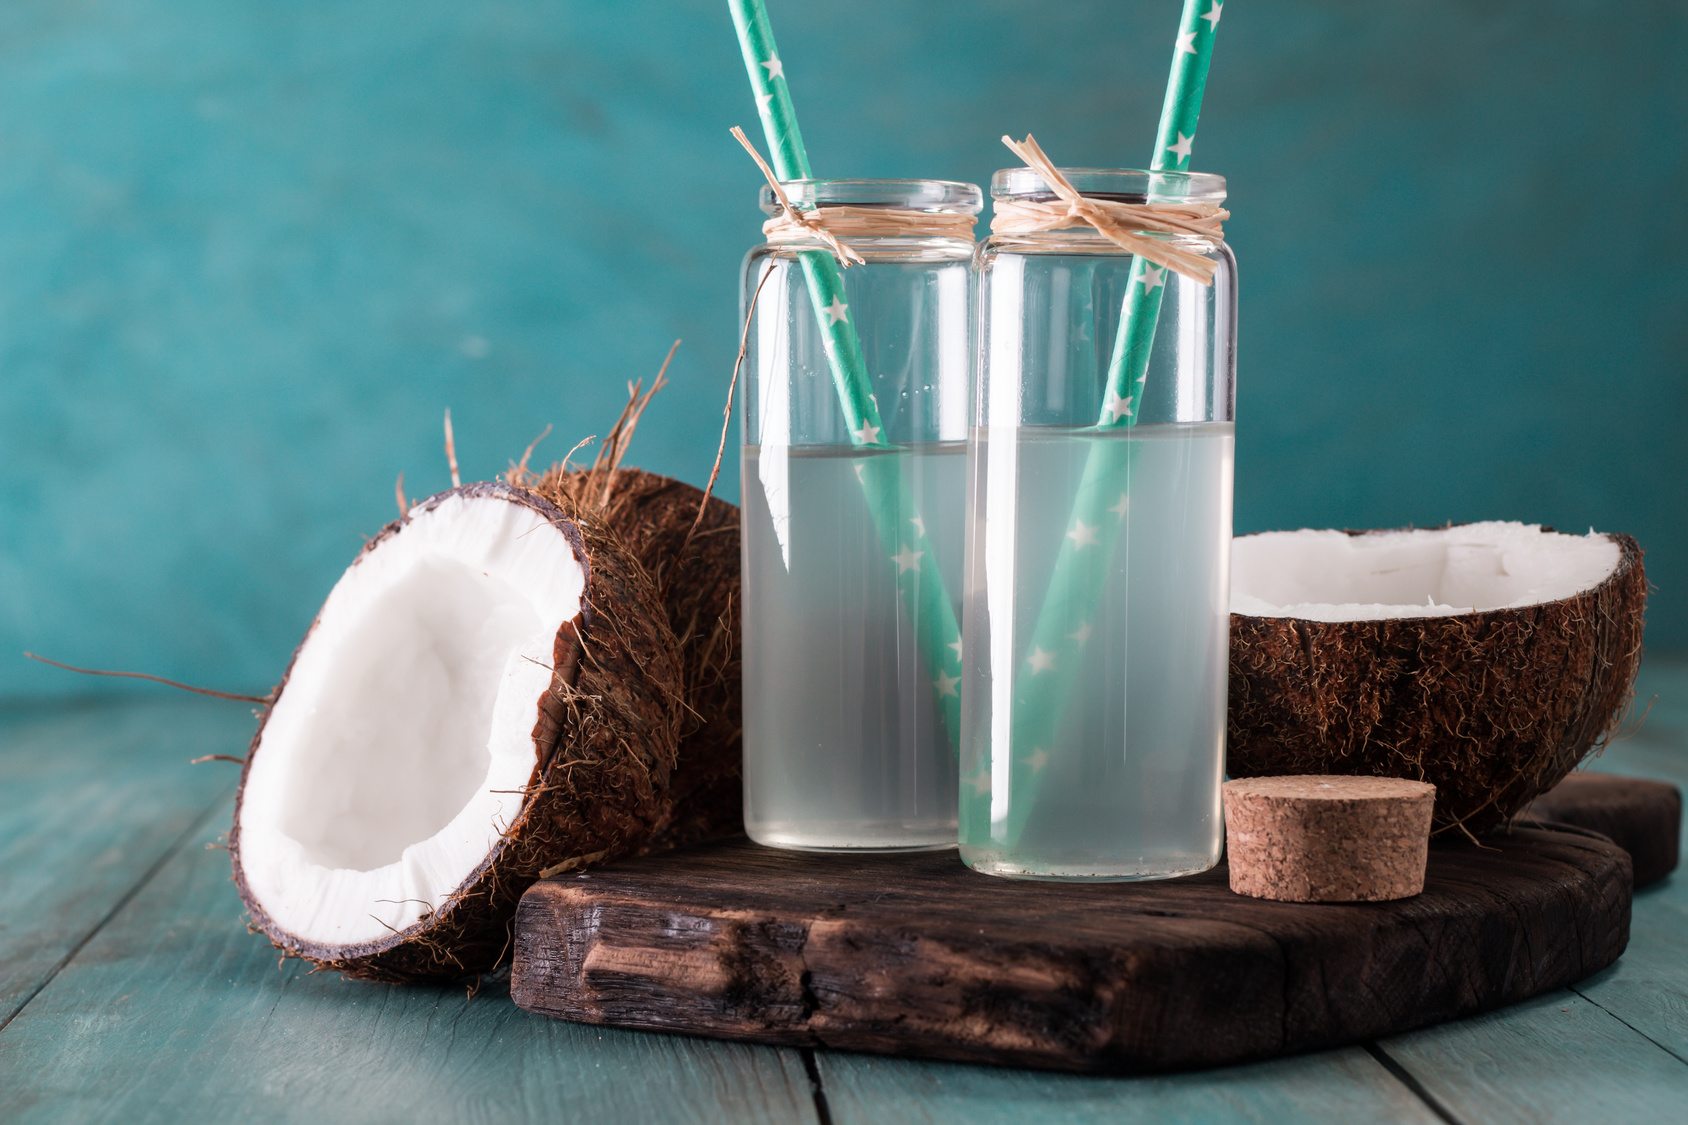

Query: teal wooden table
[3,662,1686,1124]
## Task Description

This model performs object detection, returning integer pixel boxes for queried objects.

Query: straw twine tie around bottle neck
[990,134,1229,285]
[732,126,976,265]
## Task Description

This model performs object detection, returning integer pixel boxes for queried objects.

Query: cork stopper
[1223,775,1436,903]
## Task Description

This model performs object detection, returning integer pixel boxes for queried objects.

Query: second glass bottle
[959,166,1237,880]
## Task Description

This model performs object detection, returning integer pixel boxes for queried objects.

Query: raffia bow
[990,134,1228,285]
[731,126,975,266]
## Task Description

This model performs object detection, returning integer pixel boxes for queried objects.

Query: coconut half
[1228,522,1646,832]
[231,482,683,981]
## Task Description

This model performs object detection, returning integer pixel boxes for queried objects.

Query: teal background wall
[3,0,1684,699]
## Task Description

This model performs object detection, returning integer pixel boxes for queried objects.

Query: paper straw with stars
[962,0,1227,846]
[1105,0,1222,411]
[729,0,964,748]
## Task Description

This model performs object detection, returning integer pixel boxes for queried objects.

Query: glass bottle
[960,167,1237,879]
[740,178,980,851]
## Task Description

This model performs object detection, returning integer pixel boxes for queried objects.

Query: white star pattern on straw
[1167,132,1196,165]
[967,771,992,796]
[852,463,866,481]
[1203,3,1223,29]
[853,420,881,444]
[756,91,774,113]
[1026,748,1050,773]
[822,296,849,325]
[1109,492,1131,520]
[934,670,960,698]
[948,637,964,660]
[892,545,923,574]
[1067,621,1093,646]
[761,57,785,80]
[1103,388,1134,423]
[1176,30,1198,55]
[910,514,925,537]
[1028,647,1056,675]
[1066,519,1099,550]
[1140,264,1166,292]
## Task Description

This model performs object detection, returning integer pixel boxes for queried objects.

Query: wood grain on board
[513,813,1646,1073]
[1521,771,1680,887]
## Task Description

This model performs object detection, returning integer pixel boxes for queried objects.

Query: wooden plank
[1573,880,1688,1064]
[1377,991,1688,1123]
[806,662,1688,1116]
[512,822,1633,1073]
[1566,658,1688,1064]
[814,1047,1442,1125]
[1371,657,1688,1119]
[4,659,1681,1121]
[0,795,819,1125]
[0,698,244,1025]
[1593,657,1688,785]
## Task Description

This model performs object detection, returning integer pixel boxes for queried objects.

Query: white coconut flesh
[238,491,584,948]
[1231,522,1620,622]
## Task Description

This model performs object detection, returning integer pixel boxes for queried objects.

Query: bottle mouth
[991,167,1226,206]
[759,178,983,218]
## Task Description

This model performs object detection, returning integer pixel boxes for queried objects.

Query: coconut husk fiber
[514,363,743,849]
[1228,531,1646,835]
[533,465,742,848]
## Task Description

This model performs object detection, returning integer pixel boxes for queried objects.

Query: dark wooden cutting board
[511,775,1678,1074]
[1521,772,1680,887]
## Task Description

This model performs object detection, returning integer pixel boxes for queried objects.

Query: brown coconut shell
[1227,529,1646,835]
[230,482,684,982]
[530,465,743,849]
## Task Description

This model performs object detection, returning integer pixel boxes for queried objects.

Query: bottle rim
[992,166,1226,205]
[759,178,983,218]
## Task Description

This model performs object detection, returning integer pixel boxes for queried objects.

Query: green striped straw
[965,0,1227,845]
[729,0,964,747]
[1108,0,1222,409]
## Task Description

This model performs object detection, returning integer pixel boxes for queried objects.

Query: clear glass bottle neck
[991,167,1226,207]
[759,178,982,217]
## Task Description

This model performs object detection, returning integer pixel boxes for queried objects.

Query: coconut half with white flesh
[231,482,683,981]
[1228,522,1646,833]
